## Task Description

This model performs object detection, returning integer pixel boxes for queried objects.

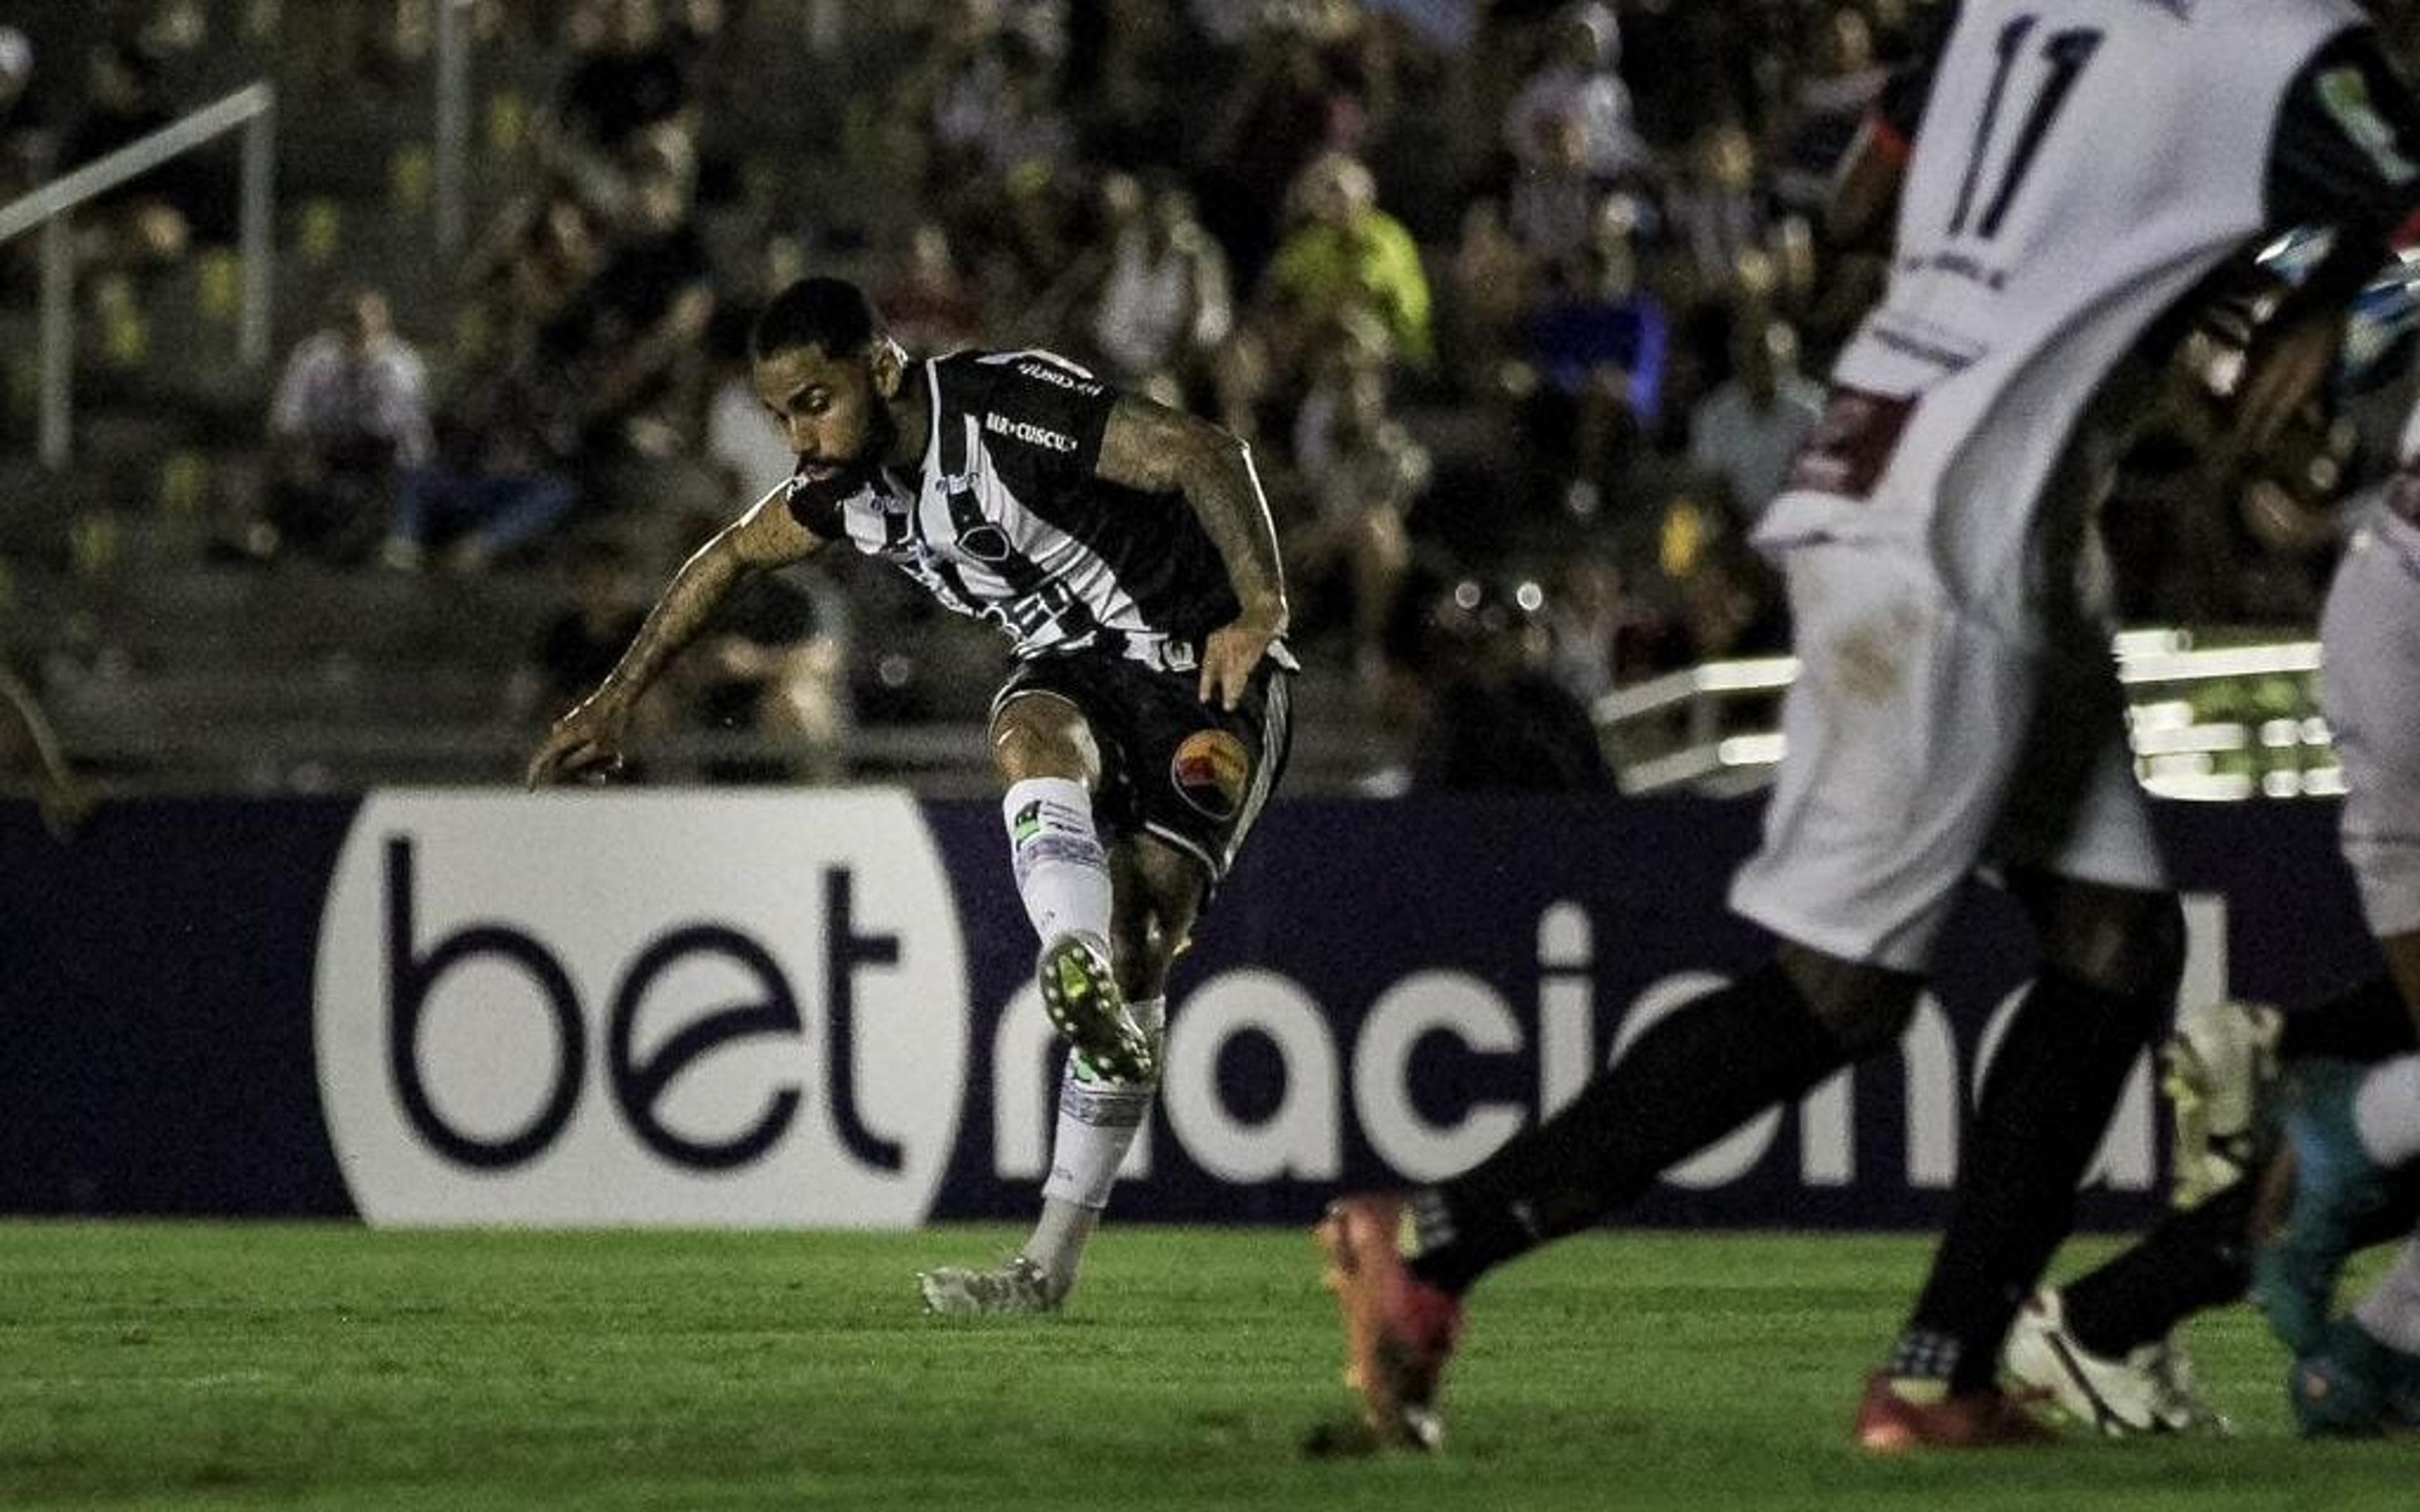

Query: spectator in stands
[1501,2,1646,187]
[1195,4,1379,284]
[60,39,211,272]
[1511,192,1666,517]
[548,151,716,469]
[873,220,988,359]
[546,0,697,219]
[1666,118,1780,305]
[506,536,670,773]
[1407,574,1611,793]
[1688,314,1824,526]
[702,306,796,509]
[660,510,849,786]
[1764,4,1888,217]
[0,26,52,205]
[1506,105,1613,284]
[1070,172,1235,406]
[263,287,435,566]
[1289,337,1429,691]
[1443,195,1533,391]
[1259,151,1434,380]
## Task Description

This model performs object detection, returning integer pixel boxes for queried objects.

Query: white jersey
[1765,0,2372,598]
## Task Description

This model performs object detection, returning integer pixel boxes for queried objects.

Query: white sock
[1001,777,1112,947]
[2354,1239,2420,1356]
[2354,1054,2420,1167]
[1028,995,1165,1298]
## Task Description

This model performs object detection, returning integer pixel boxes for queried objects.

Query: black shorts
[991,648,1294,884]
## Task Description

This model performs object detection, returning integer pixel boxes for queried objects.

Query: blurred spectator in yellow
[1687,315,1824,527]
[262,287,435,565]
[1260,151,1434,379]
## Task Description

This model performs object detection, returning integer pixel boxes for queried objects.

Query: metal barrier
[0,83,277,469]
[1594,629,2338,800]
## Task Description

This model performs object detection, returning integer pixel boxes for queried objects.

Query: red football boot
[1853,1372,2059,1453]
[1317,1194,1464,1452]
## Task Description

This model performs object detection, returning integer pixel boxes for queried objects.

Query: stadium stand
[0,0,2368,803]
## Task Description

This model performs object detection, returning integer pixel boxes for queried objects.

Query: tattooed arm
[1093,392,1289,709]
[526,484,828,786]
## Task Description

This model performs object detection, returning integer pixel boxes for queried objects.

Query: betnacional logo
[313,791,969,1227]
[1170,730,1250,820]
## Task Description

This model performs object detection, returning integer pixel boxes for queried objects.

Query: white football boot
[2003,1288,2231,1436]
[918,1255,1060,1318]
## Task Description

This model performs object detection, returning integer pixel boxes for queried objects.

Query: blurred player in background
[2005,374,2420,1439]
[1313,0,2420,1453]
[529,276,1293,1316]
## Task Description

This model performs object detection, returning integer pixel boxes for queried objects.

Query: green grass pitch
[0,1223,2407,1510]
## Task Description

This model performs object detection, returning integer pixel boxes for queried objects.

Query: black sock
[2279,975,2419,1063]
[1902,968,2166,1393]
[2061,1179,2256,1358]
[1408,959,1854,1295]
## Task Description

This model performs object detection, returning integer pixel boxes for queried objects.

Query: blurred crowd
[0,0,2366,797]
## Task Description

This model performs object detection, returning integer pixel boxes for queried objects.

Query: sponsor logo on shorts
[983,413,1080,453]
[1170,730,1250,820]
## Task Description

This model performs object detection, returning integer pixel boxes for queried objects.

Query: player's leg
[1013,837,1202,1305]
[1322,540,2009,1449]
[1885,868,2181,1397]
[990,687,1155,1082]
[1317,937,1915,1451]
[2254,516,2420,1353]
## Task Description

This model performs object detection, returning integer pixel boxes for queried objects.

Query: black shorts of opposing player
[992,648,1293,889]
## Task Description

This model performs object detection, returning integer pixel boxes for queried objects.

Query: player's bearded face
[754,342,896,500]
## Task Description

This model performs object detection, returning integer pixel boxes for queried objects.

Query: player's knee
[1777,941,1921,1052]
[989,696,1100,786]
[2036,882,2185,1002]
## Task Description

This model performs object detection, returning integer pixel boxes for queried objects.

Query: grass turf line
[0,1223,2407,1511]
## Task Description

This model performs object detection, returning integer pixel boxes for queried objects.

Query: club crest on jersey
[1170,730,1250,820]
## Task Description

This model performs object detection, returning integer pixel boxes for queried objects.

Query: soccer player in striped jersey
[529,276,1294,1315]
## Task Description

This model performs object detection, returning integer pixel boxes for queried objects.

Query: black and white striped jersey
[785,350,1259,671]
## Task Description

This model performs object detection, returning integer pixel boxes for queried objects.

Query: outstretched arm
[526,484,829,786]
[1093,393,1288,709]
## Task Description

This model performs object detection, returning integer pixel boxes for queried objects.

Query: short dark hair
[751,277,880,362]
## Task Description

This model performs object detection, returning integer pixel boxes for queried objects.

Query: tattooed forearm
[1098,396,1288,622]
[599,542,744,704]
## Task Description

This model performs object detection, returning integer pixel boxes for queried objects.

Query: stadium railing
[0,81,277,470]
[1596,628,2337,801]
